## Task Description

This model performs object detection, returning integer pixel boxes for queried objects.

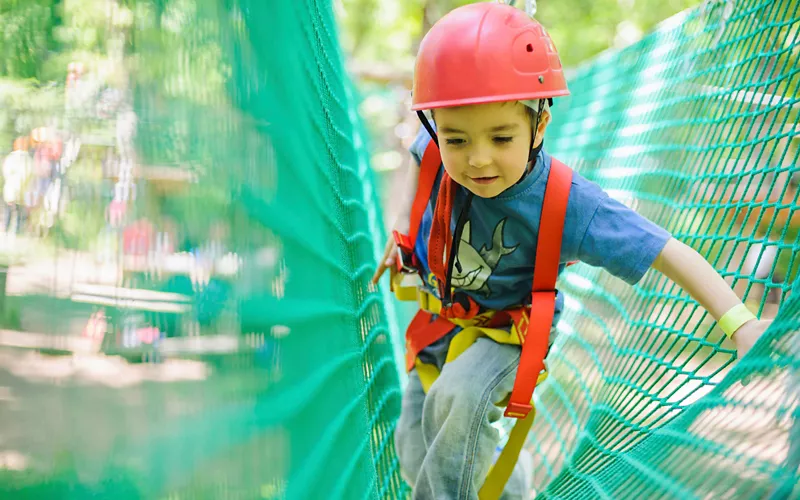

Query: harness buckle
[504,401,532,419]
[396,248,418,273]
[438,292,480,321]
[392,230,418,273]
[417,290,431,312]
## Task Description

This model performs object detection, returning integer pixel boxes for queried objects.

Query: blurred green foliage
[337,0,702,70]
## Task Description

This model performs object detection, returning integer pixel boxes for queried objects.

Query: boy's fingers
[371,236,398,286]
[370,267,381,285]
[383,240,395,260]
[371,261,388,285]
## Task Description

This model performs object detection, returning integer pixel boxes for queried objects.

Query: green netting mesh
[0,0,404,498]
[532,0,799,497]
[0,0,797,499]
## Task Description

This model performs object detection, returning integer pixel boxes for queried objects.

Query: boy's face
[435,101,548,198]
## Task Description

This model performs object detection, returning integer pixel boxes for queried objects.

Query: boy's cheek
[441,161,463,182]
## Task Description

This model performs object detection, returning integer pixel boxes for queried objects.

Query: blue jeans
[394,337,530,499]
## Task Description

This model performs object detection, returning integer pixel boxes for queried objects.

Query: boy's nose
[468,154,492,169]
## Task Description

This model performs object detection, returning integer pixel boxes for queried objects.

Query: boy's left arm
[651,237,771,358]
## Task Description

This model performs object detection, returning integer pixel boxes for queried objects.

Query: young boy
[371,3,771,498]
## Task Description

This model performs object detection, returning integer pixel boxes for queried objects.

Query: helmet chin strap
[417,111,438,147]
[527,98,546,164]
[519,140,545,183]
[516,98,546,185]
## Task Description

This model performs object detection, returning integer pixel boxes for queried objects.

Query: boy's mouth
[470,176,498,185]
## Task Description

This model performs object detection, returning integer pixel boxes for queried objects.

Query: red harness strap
[392,140,442,262]
[404,312,453,372]
[504,157,572,418]
[428,169,456,290]
[395,140,574,420]
[404,307,526,373]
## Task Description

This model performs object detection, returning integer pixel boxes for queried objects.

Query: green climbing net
[532,0,799,497]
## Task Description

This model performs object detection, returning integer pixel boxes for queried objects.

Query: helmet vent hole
[526,43,534,52]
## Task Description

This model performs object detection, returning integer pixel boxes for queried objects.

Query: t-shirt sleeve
[577,191,671,285]
[409,124,434,167]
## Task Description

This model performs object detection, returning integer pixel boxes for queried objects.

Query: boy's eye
[493,136,513,144]
[445,138,465,145]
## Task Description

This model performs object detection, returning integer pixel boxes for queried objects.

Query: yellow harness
[393,272,546,499]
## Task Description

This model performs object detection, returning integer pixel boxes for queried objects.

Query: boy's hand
[731,319,771,358]
[371,235,397,286]
[372,216,410,286]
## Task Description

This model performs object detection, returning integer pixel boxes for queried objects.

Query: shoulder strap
[395,139,441,252]
[533,157,572,292]
[407,140,441,249]
[505,156,573,419]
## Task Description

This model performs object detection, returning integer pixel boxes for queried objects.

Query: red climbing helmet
[412,2,569,111]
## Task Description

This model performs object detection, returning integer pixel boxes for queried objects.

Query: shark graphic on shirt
[447,218,518,296]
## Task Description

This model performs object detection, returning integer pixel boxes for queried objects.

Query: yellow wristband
[718,304,757,338]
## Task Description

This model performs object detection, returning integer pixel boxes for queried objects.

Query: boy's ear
[536,109,551,136]
[532,109,551,147]
[540,109,552,128]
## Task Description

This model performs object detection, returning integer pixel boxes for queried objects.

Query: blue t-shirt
[408,125,671,328]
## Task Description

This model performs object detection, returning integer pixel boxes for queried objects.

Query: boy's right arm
[371,155,420,285]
